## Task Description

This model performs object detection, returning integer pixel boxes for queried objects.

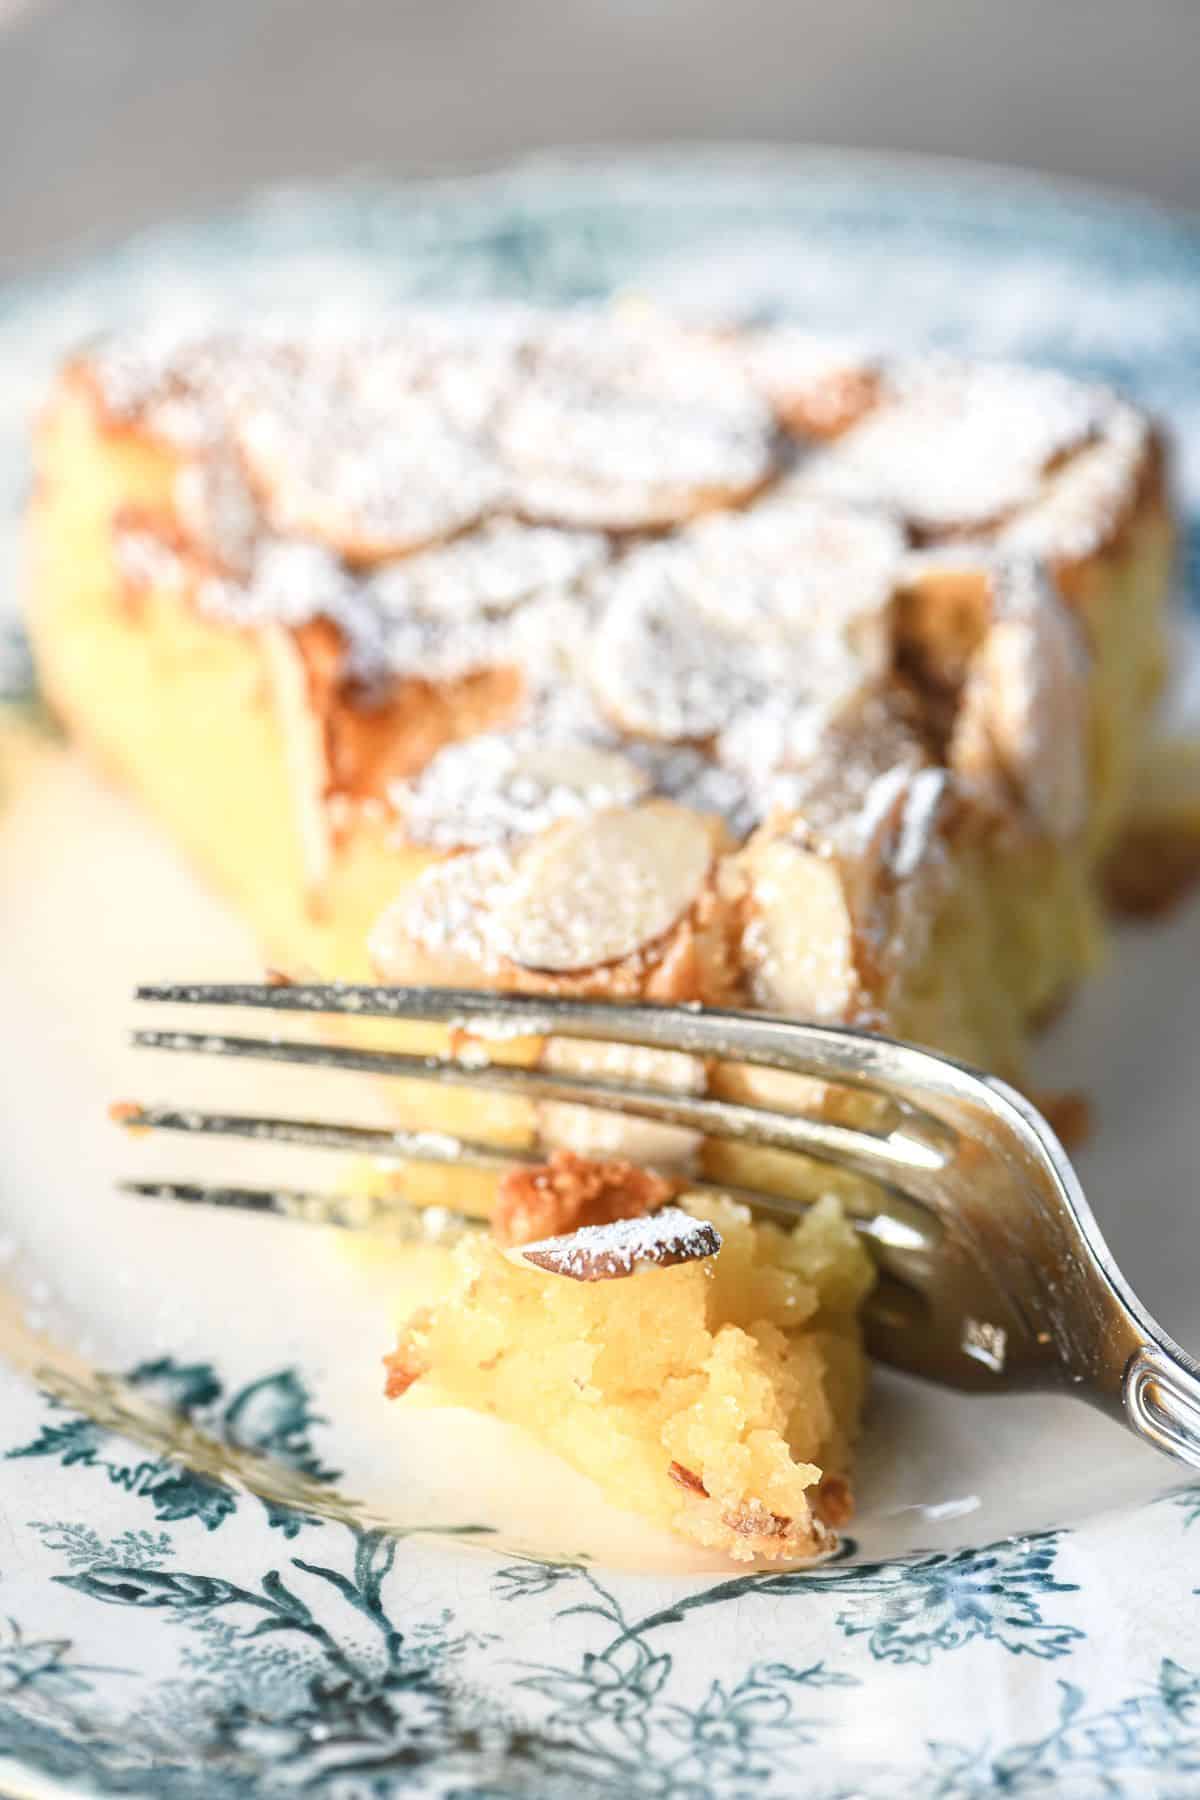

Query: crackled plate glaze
[3,150,1200,1798]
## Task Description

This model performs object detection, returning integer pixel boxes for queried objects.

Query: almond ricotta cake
[27,303,1176,1561]
[387,1161,872,1563]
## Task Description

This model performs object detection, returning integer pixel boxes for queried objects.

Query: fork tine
[134,985,955,1138]
[122,1166,928,1339]
[119,1178,475,1239]
[130,1026,947,1185]
[116,1107,935,1252]
[121,1170,927,1255]
[120,1185,934,1371]
[121,1179,931,1335]
[115,1103,532,1171]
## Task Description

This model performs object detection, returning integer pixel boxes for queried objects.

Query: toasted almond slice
[741,835,860,1020]
[591,586,766,742]
[997,402,1150,564]
[951,560,1089,839]
[369,519,608,617]
[739,760,952,1020]
[797,357,1113,536]
[234,393,504,562]
[513,1207,721,1281]
[368,845,517,982]
[587,501,898,746]
[493,802,717,973]
[498,312,777,530]
[508,743,653,808]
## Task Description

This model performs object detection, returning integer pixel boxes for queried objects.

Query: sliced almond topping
[368,845,517,982]
[514,1207,721,1282]
[739,759,952,1019]
[722,1502,795,1539]
[950,559,1089,839]
[587,501,900,746]
[493,803,716,973]
[497,311,777,530]
[740,835,861,1020]
[507,743,652,808]
[242,414,502,561]
[227,332,512,561]
[591,590,768,742]
[370,801,718,984]
[685,499,902,653]
[354,520,607,685]
[797,357,1112,536]
[997,402,1150,563]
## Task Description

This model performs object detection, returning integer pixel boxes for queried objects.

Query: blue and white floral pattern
[4,1355,1200,1797]
[3,150,1200,1797]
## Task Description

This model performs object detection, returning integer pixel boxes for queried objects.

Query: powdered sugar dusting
[997,401,1149,561]
[379,799,717,978]
[496,309,775,528]
[394,734,651,848]
[352,520,607,685]
[586,498,902,747]
[97,304,1128,902]
[92,307,780,555]
[798,357,1130,536]
[379,845,518,972]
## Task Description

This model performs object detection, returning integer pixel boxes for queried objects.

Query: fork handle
[1123,1343,1200,1472]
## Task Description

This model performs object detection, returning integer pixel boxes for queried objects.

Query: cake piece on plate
[387,1154,873,1563]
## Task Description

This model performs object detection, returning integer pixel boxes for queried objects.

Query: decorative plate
[3,148,1200,1799]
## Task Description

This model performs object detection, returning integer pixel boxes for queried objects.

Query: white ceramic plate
[3,149,1200,1797]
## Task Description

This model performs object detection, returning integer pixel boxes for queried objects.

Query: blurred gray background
[1,0,1197,275]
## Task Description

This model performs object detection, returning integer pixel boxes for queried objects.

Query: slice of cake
[28,304,1173,1182]
[25,303,1177,1560]
[386,1153,873,1563]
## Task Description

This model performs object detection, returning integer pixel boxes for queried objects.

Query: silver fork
[119,982,1200,1474]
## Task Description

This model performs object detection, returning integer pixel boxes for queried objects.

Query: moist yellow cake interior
[386,1188,872,1564]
